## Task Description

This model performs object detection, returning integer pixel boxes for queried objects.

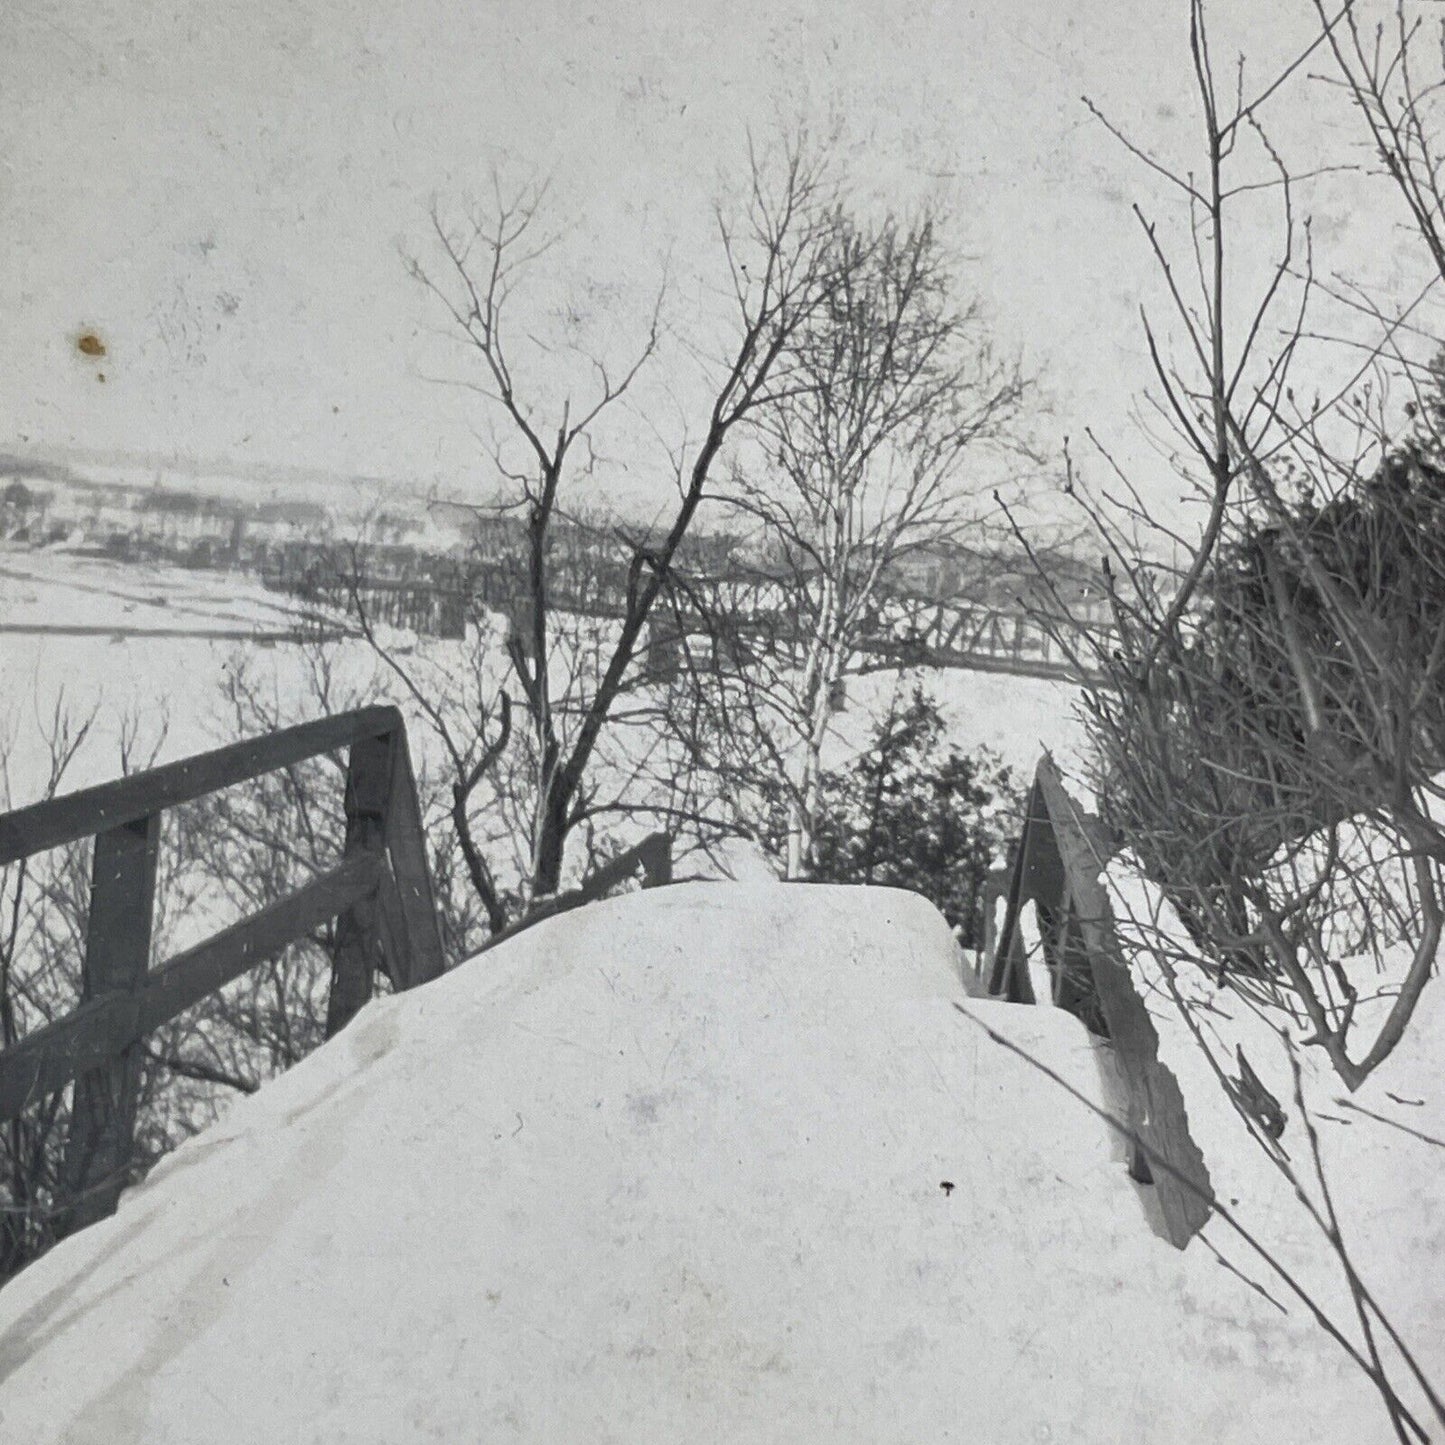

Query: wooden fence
[978,756,1213,1249]
[0,706,445,1235]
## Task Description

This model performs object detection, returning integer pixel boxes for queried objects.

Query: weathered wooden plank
[0,706,402,866]
[635,832,672,888]
[141,853,381,1036]
[383,730,445,988]
[0,993,140,1127]
[579,831,673,899]
[976,864,1010,985]
[375,866,409,994]
[0,855,380,1123]
[325,734,392,1038]
[60,813,161,1231]
[1033,758,1214,1248]
[987,776,1061,1001]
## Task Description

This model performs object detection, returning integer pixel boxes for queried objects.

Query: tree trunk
[531,784,571,898]
[787,644,839,879]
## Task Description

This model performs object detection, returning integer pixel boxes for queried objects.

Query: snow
[0,544,311,635]
[0,546,331,797]
[825,666,1086,779]
[0,881,1415,1443]
[2,550,1437,1438]
[1105,863,1445,1405]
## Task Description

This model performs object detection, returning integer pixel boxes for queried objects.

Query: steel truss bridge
[642,579,1115,685]
[266,550,1114,685]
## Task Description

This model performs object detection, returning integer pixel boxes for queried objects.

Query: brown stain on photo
[76,331,106,358]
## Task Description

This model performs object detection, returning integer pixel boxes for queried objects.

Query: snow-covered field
[822,665,1085,780]
[0,881,1425,1444]
[0,548,326,798]
[0,546,1085,804]
[0,547,308,637]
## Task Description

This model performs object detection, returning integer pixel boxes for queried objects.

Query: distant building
[0,479,47,540]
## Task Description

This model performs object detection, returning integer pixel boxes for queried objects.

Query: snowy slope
[0,883,1407,1443]
[1106,866,1445,1409]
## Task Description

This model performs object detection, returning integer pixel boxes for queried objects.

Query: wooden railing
[0,705,444,1233]
[977,756,1213,1249]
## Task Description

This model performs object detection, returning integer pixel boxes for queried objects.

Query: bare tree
[0,698,97,1274]
[685,209,1031,875]
[1053,0,1445,1091]
[405,136,869,903]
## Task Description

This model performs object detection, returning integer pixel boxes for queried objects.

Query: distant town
[0,453,1110,647]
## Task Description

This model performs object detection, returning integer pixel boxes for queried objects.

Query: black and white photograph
[0,1,1442,1439]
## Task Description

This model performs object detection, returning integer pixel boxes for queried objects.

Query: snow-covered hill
[0,882,1420,1443]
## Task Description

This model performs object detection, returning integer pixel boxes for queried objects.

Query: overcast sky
[1,0,1425,525]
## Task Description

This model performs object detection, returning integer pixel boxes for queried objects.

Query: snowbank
[1106,864,1445,1411]
[0,883,1405,1442]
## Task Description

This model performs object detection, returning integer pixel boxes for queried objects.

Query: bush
[1083,437,1445,1089]
[778,686,1018,949]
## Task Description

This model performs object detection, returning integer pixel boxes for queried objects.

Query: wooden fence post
[379,729,446,990]
[325,732,392,1038]
[61,811,161,1233]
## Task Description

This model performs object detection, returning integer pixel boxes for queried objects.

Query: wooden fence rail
[0,705,445,1234]
[977,756,1213,1250]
